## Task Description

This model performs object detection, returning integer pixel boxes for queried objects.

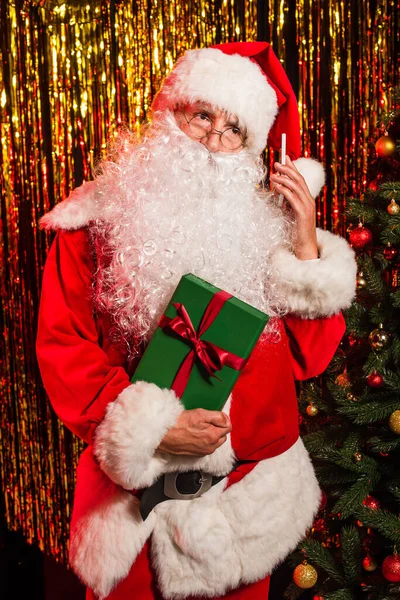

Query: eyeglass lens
[187,114,243,150]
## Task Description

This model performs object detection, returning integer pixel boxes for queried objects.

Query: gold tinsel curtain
[0,0,398,561]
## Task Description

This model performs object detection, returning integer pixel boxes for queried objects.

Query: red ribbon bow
[159,290,247,398]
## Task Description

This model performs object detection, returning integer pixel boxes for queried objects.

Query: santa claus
[36,42,357,600]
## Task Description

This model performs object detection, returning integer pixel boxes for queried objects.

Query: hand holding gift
[157,408,232,456]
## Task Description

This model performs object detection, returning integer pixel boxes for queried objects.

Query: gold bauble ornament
[375,135,396,157]
[368,325,390,351]
[387,199,400,215]
[335,370,351,388]
[306,402,319,416]
[356,272,367,290]
[293,563,318,589]
[388,410,400,435]
[353,452,363,463]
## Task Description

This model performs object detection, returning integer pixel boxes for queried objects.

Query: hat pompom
[292,157,325,199]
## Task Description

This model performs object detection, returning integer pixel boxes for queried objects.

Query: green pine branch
[315,466,359,486]
[324,590,355,600]
[387,478,400,499]
[336,397,400,424]
[300,539,345,584]
[363,347,392,374]
[368,433,400,453]
[369,302,393,325]
[345,198,377,223]
[332,474,380,518]
[378,180,400,200]
[303,427,348,457]
[340,526,362,586]
[378,371,400,391]
[327,352,347,374]
[353,506,400,545]
[333,449,379,475]
[361,588,400,600]
[359,254,387,298]
[342,432,363,453]
[391,337,400,366]
[283,581,307,600]
[381,214,400,245]
[392,289,400,308]
[343,302,370,337]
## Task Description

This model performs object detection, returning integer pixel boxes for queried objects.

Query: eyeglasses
[179,111,245,151]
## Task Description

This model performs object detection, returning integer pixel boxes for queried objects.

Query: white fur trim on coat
[152,48,278,155]
[94,381,184,490]
[94,382,236,490]
[71,437,320,599]
[39,180,99,231]
[69,447,156,599]
[151,436,321,599]
[272,228,357,319]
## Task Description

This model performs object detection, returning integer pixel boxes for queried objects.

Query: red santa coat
[36,205,356,599]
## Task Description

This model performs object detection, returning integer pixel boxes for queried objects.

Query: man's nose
[203,130,221,153]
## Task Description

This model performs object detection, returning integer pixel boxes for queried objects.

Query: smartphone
[277,133,286,208]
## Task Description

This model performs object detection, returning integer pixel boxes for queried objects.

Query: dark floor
[0,525,312,599]
[0,527,84,600]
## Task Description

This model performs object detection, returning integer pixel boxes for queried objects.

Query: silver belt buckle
[164,470,213,500]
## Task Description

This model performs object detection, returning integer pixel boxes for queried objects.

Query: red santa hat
[152,41,325,197]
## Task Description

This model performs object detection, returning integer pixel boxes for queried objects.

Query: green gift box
[131,274,269,411]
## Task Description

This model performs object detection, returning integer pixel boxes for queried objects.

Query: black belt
[139,460,255,521]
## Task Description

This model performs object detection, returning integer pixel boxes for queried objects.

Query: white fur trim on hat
[292,157,326,198]
[271,228,357,318]
[152,48,278,155]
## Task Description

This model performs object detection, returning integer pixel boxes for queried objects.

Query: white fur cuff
[272,228,357,319]
[94,381,184,490]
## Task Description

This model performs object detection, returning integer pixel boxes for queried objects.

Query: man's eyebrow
[191,101,212,112]
[191,102,241,128]
[226,115,239,127]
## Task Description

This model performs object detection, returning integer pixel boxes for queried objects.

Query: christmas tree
[284,90,400,599]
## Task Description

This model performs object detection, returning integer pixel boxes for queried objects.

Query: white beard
[89,113,293,355]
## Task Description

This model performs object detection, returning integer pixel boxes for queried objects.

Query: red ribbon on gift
[159,290,247,398]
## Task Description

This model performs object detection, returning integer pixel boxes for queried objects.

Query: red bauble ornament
[349,224,373,250]
[362,495,380,510]
[347,333,359,347]
[375,134,396,157]
[383,244,398,261]
[356,519,364,527]
[368,179,379,191]
[319,490,328,511]
[362,555,377,572]
[382,553,400,582]
[366,372,384,388]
